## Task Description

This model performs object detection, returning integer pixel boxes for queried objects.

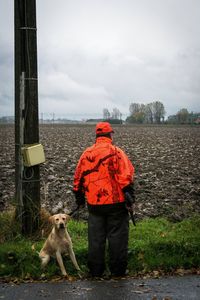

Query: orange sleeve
[73,153,85,192]
[114,147,135,189]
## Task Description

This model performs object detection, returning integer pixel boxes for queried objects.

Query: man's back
[74,136,134,205]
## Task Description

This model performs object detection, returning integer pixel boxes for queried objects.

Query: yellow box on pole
[21,143,45,167]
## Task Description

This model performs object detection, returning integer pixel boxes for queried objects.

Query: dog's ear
[49,216,55,224]
[65,214,71,222]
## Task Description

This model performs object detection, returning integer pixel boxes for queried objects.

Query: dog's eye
[62,218,66,221]
[56,218,59,221]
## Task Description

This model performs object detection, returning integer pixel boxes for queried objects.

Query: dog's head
[49,214,70,230]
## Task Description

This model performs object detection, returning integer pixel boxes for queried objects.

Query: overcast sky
[0,0,200,120]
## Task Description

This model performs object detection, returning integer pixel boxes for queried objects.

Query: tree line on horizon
[0,103,199,125]
[103,102,200,125]
[168,108,200,125]
[127,101,165,124]
[103,101,165,124]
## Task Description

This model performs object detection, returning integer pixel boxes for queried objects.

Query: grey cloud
[1,0,200,118]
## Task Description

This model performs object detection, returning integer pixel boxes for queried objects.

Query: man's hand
[124,191,137,226]
[73,190,85,207]
[124,191,136,212]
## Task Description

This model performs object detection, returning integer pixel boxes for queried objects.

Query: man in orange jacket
[73,122,135,277]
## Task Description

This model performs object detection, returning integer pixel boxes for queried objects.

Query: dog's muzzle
[59,223,65,229]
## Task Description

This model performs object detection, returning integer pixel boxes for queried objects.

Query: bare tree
[145,103,154,123]
[176,108,189,124]
[103,108,110,120]
[152,101,165,123]
[129,103,140,115]
[111,107,121,119]
[128,101,166,124]
[129,103,145,123]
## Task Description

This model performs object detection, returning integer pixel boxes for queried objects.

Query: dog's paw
[77,272,83,279]
[68,276,74,281]
[77,270,84,279]
[63,274,74,281]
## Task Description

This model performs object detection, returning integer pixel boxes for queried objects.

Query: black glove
[122,184,135,211]
[73,190,85,207]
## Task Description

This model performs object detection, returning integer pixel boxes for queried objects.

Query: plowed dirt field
[1,124,200,221]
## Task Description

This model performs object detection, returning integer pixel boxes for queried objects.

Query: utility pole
[15,0,40,235]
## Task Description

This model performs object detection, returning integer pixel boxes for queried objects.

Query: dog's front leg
[69,247,81,271]
[56,250,68,276]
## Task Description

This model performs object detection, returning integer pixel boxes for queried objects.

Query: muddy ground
[1,124,200,221]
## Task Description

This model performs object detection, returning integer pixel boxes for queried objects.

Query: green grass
[128,217,200,273]
[0,212,200,280]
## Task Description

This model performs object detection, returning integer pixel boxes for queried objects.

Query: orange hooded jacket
[73,136,134,205]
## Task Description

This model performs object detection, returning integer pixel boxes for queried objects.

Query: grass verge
[0,212,200,281]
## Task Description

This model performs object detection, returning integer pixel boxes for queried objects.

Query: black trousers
[88,206,129,276]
